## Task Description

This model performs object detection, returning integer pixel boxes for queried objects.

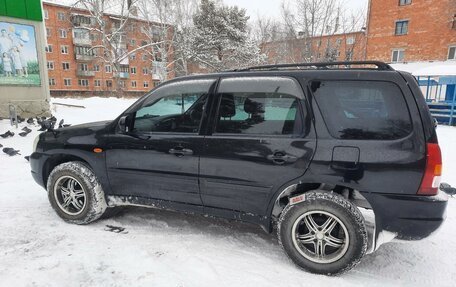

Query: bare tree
[273,0,366,63]
[71,0,168,95]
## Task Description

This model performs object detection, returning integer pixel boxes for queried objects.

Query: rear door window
[311,80,412,140]
[214,77,305,136]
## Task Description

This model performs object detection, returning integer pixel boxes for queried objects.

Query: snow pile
[391,61,456,76]
[0,97,455,286]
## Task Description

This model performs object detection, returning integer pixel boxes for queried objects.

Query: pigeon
[12,116,25,123]
[27,118,34,124]
[0,131,14,138]
[2,147,21,156]
[19,127,32,137]
[38,118,57,131]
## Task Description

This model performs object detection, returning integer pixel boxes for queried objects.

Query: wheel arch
[270,182,372,220]
[42,154,92,187]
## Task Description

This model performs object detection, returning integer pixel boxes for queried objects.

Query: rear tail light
[417,143,442,196]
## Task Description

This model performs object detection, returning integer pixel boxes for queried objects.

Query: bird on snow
[2,147,21,156]
[0,131,14,138]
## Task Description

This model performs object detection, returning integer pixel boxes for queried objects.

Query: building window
[79,63,89,71]
[336,38,342,45]
[130,53,136,60]
[130,39,136,46]
[399,0,411,6]
[78,79,89,87]
[75,46,96,57]
[61,45,69,54]
[391,49,405,63]
[144,81,149,88]
[94,65,100,72]
[62,62,70,70]
[57,12,66,21]
[106,80,113,88]
[49,78,56,86]
[45,44,53,53]
[142,54,148,61]
[119,81,125,88]
[64,78,72,86]
[94,79,101,87]
[44,9,49,19]
[130,67,136,74]
[346,37,355,45]
[105,65,112,73]
[154,81,160,88]
[395,20,409,35]
[131,81,137,88]
[46,28,51,38]
[143,68,149,75]
[59,29,67,38]
[47,61,54,70]
[449,46,456,60]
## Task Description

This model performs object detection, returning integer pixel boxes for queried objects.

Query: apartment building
[262,31,367,64]
[366,0,456,63]
[43,1,171,97]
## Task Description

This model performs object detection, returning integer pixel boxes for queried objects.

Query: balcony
[73,37,91,46]
[71,14,94,28]
[114,72,130,79]
[77,70,95,77]
[75,54,95,61]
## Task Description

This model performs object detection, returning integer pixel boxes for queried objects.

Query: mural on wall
[0,21,40,86]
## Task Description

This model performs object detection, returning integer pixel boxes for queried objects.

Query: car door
[199,76,316,217]
[105,78,217,205]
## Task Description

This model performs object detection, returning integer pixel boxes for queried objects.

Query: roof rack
[232,61,394,72]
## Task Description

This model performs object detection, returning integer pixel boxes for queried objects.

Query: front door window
[133,79,216,133]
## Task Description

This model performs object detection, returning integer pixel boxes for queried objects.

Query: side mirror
[118,115,130,133]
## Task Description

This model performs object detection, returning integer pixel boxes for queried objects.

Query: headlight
[32,134,40,152]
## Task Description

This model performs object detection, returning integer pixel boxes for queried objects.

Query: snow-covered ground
[0,97,455,287]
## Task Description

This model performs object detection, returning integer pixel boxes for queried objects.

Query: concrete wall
[0,15,50,118]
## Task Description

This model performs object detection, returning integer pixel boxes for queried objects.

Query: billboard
[0,21,41,86]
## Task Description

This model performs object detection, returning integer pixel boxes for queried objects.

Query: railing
[73,37,91,46]
[75,54,95,61]
[114,72,129,79]
[418,75,456,126]
[76,70,95,77]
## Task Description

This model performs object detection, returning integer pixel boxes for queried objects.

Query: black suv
[30,61,449,275]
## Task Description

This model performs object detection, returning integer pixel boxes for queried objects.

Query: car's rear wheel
[278,191,367,275]
[47,161,107,224]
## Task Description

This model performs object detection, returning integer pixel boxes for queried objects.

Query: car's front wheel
[47,161,107,224]
[278,191,367,275]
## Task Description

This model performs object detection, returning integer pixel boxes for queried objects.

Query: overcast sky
[222,0,369,21]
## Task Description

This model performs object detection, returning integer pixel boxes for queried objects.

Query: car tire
[47,161,107,224]
[278,191,367,275]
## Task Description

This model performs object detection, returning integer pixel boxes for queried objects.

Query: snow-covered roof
[391,61,456,77]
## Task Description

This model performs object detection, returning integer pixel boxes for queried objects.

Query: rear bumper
[362,190,448,241]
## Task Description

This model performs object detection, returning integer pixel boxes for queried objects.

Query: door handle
[169,147,193,157]
[267,152,297,165]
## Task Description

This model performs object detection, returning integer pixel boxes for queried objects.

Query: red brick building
[366,0,456,63]
[43,1,172,97]
[262,31,367,64]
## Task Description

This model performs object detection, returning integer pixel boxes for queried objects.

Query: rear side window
[311,81,412,140]
[215,77,304,136]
